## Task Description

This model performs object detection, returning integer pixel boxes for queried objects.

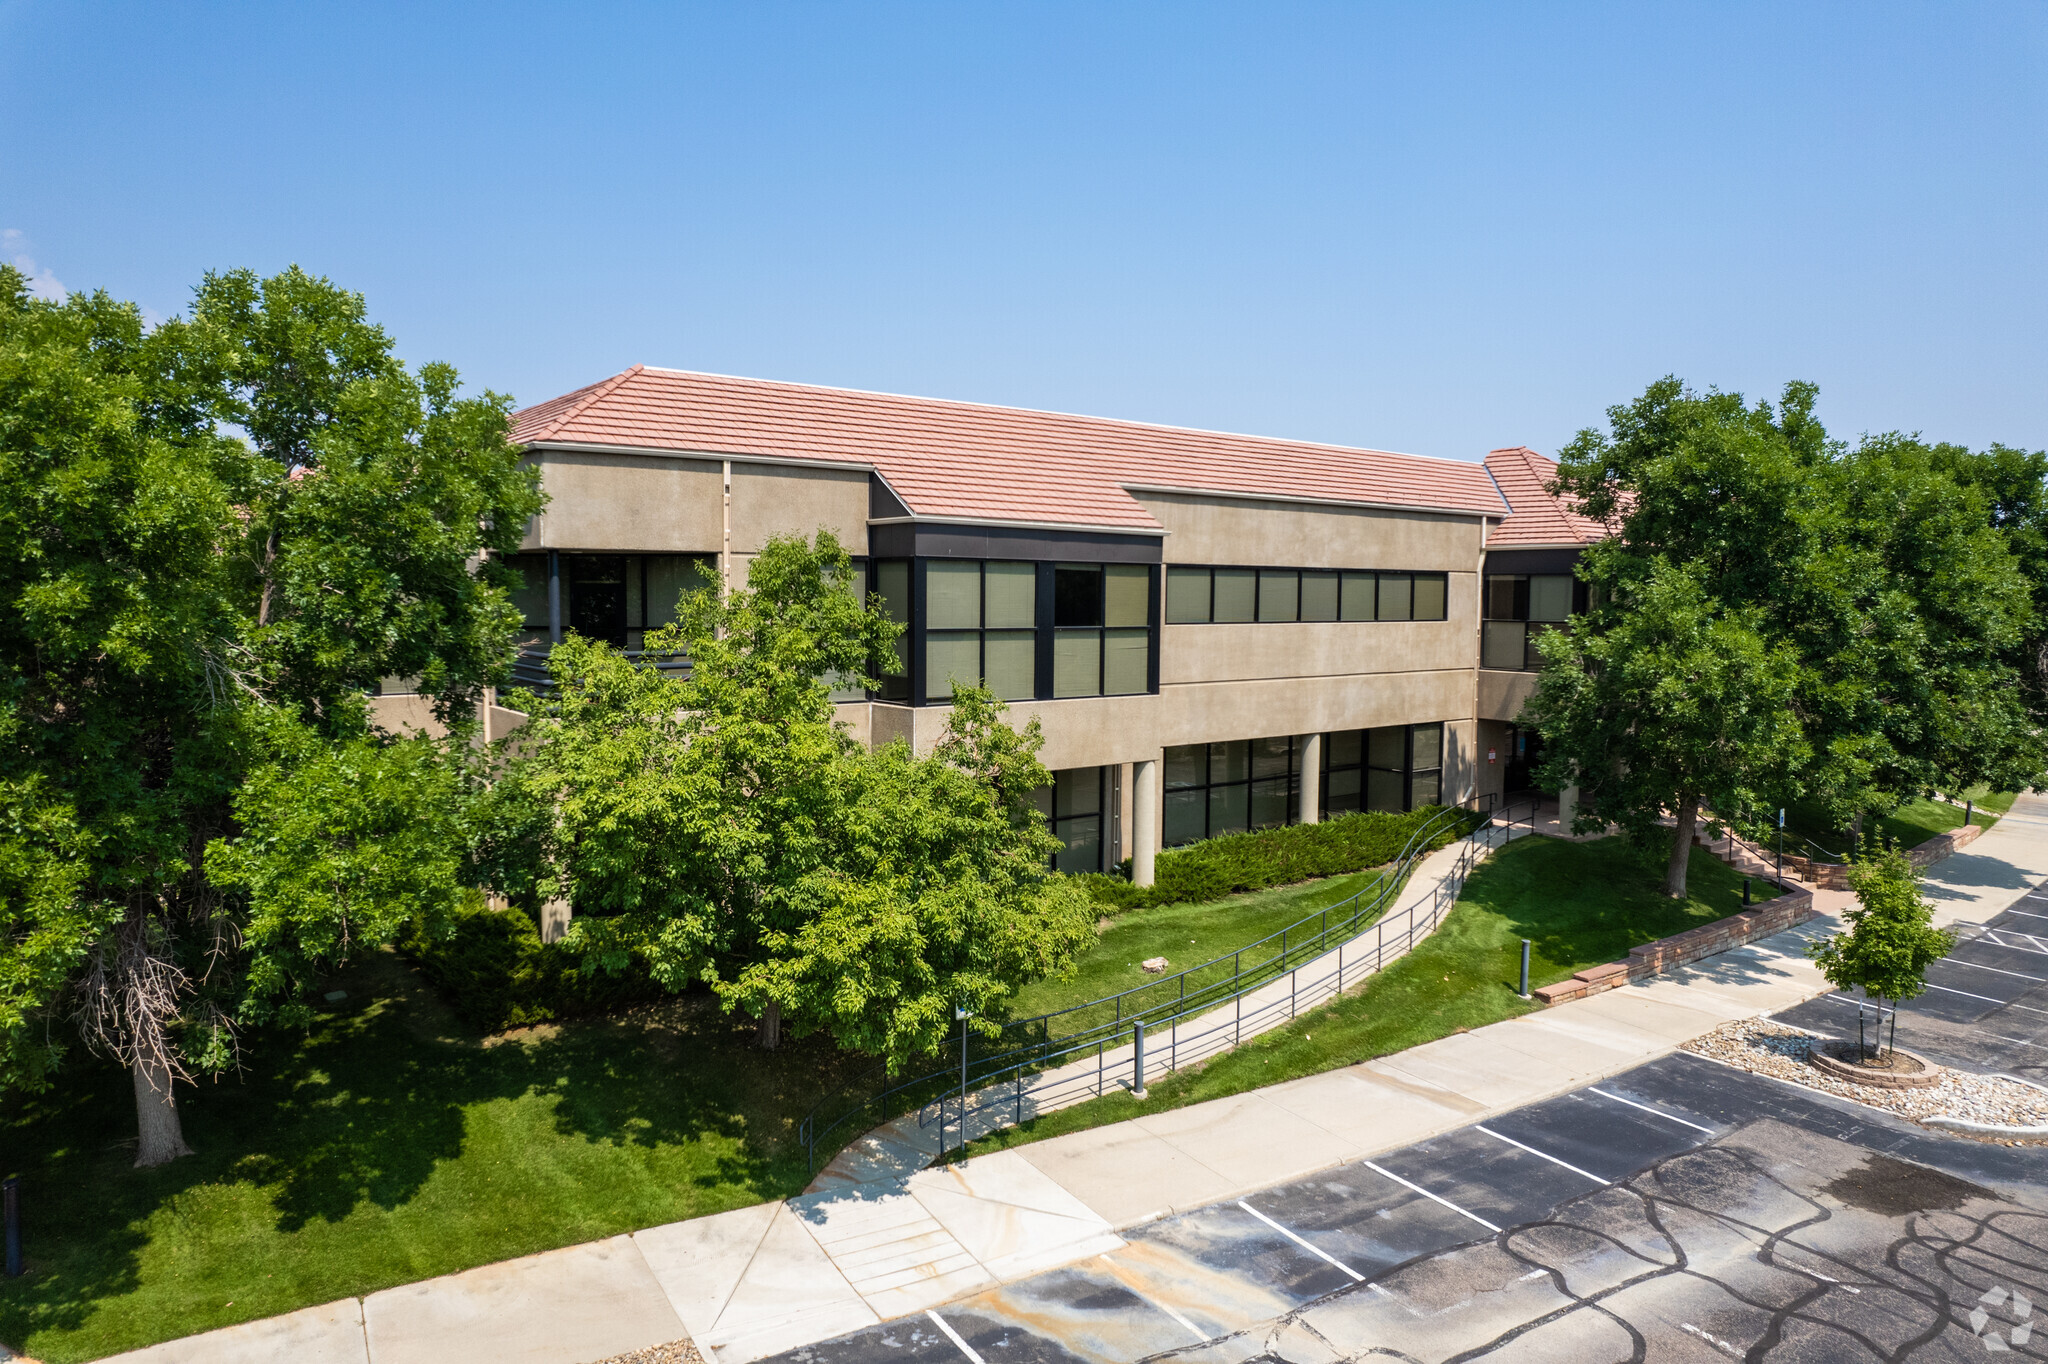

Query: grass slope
[962,833,1767,1158]
[0,950,866,1364]
[1006,867,1390,1026]
[1780,787,2014,860]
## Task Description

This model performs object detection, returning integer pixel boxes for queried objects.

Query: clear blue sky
[4,2,2043,462]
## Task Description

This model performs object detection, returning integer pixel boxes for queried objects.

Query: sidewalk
[812,820,1518,1192]
[99,798,2048,1364]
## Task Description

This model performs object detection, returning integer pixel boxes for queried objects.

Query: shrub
[397,901,665,1033]
[1076,805,1479,912]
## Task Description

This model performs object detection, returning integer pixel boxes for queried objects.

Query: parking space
[1774,892,2048,1084]
[759,921,2048,1364]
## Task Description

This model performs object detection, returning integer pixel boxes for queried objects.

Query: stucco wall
[530,451,723,551]
[1477,667,1539,722]
[729,464,869,554]
[1135,490,1485,572]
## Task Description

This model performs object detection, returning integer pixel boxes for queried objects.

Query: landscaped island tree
[1805,839,1955,1062]
[0,265,543,1165]
[1527,377,2047,896]
[474,533,1097,1065]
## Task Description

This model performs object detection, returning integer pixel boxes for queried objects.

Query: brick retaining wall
[1532,888,1818,1006]
[1746,818,1983,890]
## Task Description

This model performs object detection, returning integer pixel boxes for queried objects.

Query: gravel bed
[581,1340,703,1364]
[1682,1017,2048,1134]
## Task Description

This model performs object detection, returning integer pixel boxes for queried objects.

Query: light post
[954,1004,970,1159]
[1776,807,1784,882]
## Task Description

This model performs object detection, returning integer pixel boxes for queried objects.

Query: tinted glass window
[1053,566,1102,627]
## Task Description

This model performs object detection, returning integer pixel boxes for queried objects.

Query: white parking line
[1587,1086,1717,1135]
[1976,929,2048,955]
[927,1310,988,1364]
[1362,1161,1504,1234]
[1474,1125,1609,1184]
[1925,982,2010,1005]
[1935,957,2048,983]
[1097,1258,1210,1343]
[2008,908,2048,920]
[1236,1200,1364,1281]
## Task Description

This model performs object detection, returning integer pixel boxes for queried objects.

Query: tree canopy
[0,264,541,1163]
[477,533,1097,1066]
[1529,377,2046,895]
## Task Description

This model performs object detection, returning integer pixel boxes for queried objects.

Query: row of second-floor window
[872,559,1159,704]
[505,552,715,650]
[1165,566,1449,625]
[1481,573,1589,671]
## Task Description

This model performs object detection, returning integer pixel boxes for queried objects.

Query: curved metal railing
[797,795,1538,1176]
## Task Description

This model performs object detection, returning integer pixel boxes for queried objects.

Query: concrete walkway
[96,796,2048,1364]
[812,819,1522,1192]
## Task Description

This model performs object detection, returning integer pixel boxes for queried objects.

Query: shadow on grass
[0,947,871,1363]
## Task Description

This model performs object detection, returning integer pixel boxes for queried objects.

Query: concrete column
[1132,757,1161,888]
[546,549,562,644]
[1298,732,1322,824]
[540,898,572,944]
[1557,784,1579,829]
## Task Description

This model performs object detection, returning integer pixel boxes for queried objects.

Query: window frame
[894,557,1160,706]
[1163,565,1451,624]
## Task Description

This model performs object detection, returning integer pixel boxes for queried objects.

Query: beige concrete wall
[1162,579,1477,681]
[1477,668,1539,722]
[874,669,1474,772]
[367,692,445,738]
[729,465,869,555]
[530,451,723,551]
[1135,491,1484,572]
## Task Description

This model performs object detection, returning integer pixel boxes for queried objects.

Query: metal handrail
[508,643,692,695]
[798,795,1536,1175]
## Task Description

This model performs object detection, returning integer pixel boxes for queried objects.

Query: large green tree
[1532,378,2044,894]
[0,265,541,1164]
[477,533,1096,1064]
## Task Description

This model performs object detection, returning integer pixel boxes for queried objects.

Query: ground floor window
[1038,766,1107,873]
[1322,722,1445,815]
[1163,736,1303,847]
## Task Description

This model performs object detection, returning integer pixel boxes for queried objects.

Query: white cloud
[2,229,66,300]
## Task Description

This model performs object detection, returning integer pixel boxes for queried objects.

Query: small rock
[1141,957,1169,974]
[324,990,347,1002]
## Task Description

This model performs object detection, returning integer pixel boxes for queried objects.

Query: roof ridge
[632,365,1484,470]
[518,364,647,444]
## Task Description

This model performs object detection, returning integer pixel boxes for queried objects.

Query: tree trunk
[755,999,781,1051]
[132,1051,194,1168]
[1665,794,1698,899]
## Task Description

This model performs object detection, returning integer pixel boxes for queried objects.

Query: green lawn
[961,832,1770,1159]
[1004,867,1392,1031]
[0,949,869,1364]
[1780,786,2015,860]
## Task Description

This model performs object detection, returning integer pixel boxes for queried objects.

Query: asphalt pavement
[765,1053,2048,1364]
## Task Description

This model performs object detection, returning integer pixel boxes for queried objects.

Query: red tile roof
[1481,446,1612,547]
[511,366,1509,532]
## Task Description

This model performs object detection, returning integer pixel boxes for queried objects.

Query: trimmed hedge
[1076,805,1479,912]
[397,902,664,1033]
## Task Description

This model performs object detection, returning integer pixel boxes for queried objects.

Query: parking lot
[1775,898,2048,1088]
[767,905,2048,1364]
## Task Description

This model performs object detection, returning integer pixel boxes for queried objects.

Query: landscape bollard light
[1518,939,1530,998]
[1132,1020,1148,1100]
[1743,878,1751,907]
[1966,799,1974,828]
[4,1175,18,1278]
